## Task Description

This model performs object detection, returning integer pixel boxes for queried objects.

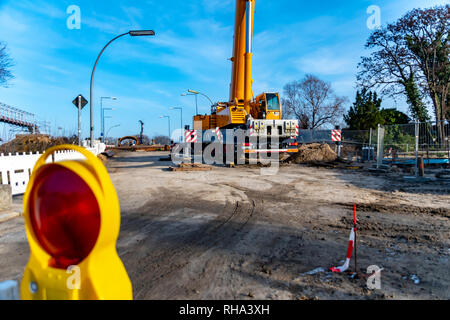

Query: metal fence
[297,129,372,146]
[296,120,450,169]
[296,128,373,162]
[378,120,450,168]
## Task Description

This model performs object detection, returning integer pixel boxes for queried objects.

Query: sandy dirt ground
[0,151,449,300]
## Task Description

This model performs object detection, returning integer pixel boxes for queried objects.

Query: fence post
[376,124,384,169]
[335,125,341,159]
[418,156,424,177]
[414,119,419,178]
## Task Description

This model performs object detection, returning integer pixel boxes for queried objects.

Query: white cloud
[295,50,355,76]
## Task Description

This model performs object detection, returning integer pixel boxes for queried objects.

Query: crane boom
[229,0,254,115]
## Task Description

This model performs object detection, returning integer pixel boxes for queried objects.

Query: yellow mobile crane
[187,0,299,158]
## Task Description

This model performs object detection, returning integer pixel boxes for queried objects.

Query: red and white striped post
[332,127,342,158]
[330,204,358,273]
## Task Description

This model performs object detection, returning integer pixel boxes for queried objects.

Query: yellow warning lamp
[20,145,132,300]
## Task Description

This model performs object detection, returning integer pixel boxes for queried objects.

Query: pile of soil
[0,134,77,154]
[288,143,338,163]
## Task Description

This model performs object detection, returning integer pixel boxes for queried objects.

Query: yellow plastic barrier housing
[20,145,132,300]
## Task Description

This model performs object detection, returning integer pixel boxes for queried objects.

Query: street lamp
[181,92,198,115]
[170,106,183,142]
[106,124,121,144]
[188,89,214,106]
[103,112,113,141]
[102,108,115,141]
[101,97,117,142]
[90,30,156,147]
[181,90,214,116]
[160,115,171,142]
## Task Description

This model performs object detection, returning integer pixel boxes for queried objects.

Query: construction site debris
[108,145,169,152]
[410,275,420,285]
[436,170,450,180]
[169,163,213,172]
[302,267,325,276]
[0,134,77,154]
[102,150,115,158]
[287,143,338,164]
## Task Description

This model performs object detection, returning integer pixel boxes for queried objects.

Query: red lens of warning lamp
[29,165,101,269]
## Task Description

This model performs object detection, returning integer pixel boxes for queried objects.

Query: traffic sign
[72,95,88,109]
[20,145,132,300]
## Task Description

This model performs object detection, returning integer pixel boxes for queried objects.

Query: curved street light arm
[198,92,214,106]
[90,32,130,147]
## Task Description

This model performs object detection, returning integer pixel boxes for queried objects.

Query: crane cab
[252,93,282,120]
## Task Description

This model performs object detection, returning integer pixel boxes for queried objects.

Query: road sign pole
[72,94,88,146]
[78,96,82,146]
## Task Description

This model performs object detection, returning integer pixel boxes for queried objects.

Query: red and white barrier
[330,227,355,273]
[216,127,223,142]
[332,129,342,142]
[330,205,358,273]
[185,130,198,143]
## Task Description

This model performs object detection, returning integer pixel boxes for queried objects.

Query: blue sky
[0,0,447,139]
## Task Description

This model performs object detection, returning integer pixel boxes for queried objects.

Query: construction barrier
[0,143,105,195]
[330,227,355,273]
[330,205,358,273]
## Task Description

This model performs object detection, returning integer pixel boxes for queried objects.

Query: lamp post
[102,107,114,142]
[103,113,113,142]
[90,30,155,147]
[101,97,116,142]
[181,90,214,116]
[160,115,171,142]
[170,107,183,142]
[187,89,214,106]
[181,92,198,115]
[106,124,121,144]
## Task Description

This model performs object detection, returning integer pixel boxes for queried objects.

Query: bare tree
[153,135,170,145]
[282,75,347,129]
[134,134,151,145]
[0,42,14,87]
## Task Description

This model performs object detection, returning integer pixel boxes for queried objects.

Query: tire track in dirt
[121,195,261,299]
